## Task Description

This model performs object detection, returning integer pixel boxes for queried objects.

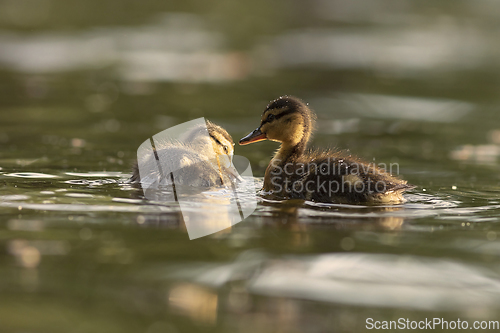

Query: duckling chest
[264,160,327,196]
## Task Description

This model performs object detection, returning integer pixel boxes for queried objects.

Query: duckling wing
[290,151,413,204]
[156,146,224,187]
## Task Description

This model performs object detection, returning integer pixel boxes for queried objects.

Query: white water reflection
[0,13,248,83]
[158,251,500,312]
[330,94,472,122]
[5,172,58,178]
[450,129,500,165]
[0,11,497,83]
[65,172,124,177]
[250,253,500,311]
[267,26,486,75]
[311,94,472,131]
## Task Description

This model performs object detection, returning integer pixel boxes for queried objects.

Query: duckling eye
[223,145,229,153]
[266,114,275,122]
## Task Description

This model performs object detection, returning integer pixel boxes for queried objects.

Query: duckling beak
[239,128,267,145]
[227,163,244,182]
[217,155,243,181]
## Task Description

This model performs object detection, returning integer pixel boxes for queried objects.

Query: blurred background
[2,0,500,332]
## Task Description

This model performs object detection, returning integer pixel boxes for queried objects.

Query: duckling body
[132,120,239,188]
[239,96,413,204]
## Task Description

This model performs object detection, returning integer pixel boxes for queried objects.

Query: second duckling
[239,96,413,204]
[132,120,240,188]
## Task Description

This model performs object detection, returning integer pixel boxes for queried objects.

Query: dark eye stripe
[261,108,294,126]
[209,134,224,148]
[211,137,230,154]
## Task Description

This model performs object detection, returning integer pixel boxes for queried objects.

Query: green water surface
[1,1,500,332]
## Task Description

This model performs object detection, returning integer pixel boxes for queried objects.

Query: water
[2,1,500,332]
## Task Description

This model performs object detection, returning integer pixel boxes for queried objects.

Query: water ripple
[4,172,58,178]
[65,172,125,177]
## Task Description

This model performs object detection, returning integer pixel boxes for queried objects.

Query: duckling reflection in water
[131,120,241,188]
[240,96,414,204]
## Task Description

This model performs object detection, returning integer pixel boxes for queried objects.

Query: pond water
[2,1,500,332]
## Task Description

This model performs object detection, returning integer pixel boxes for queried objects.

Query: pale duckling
[132,120,240,188]
[239,96,413,204]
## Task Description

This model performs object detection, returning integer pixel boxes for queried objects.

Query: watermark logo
[267,158,402,197]
[136,118,257,240]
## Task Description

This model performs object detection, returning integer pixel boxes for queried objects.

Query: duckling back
[134,144,225,187]
[265,149,413,204]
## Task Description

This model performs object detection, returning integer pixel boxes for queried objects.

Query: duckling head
[206,120,235,170]
[178,119,240,183]
[206,120,234,154]
[182,120,234,161]
[239,96,315,149]
[206,121,243,183]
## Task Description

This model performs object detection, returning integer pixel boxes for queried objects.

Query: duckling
[131,120,240,188]
[239,96,413,204]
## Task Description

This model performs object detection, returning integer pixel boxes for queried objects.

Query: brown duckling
[239,96,413,204]
[131,120,240,187]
